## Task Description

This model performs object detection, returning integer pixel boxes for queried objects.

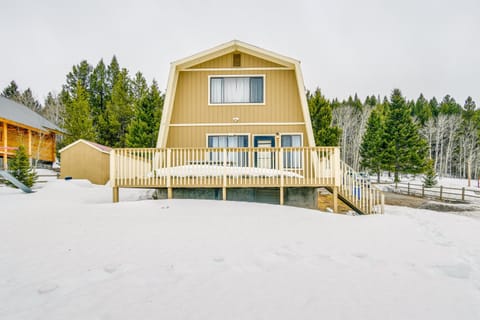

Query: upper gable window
[209,76,264,105]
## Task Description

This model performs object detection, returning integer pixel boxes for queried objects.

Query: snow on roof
[59,139,112,154]
[0,96,62,132]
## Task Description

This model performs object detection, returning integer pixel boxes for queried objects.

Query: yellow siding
[170,70,303,126]
[189,52,284,69]
[167,125,307,148]
[60,142,110,185]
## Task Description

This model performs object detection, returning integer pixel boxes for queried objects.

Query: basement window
[209,76,264,104]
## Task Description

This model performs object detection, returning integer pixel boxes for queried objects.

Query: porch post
[2,122,7,169]
[167,149,172,199]
[279,148,284,205]
[28,129,32,165]
[222,148,227,200]
[332,186,338,213]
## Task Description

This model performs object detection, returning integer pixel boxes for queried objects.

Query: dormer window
[209,75,264,105]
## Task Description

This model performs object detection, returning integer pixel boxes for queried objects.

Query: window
[281,134,302,169]
[233,53,241,67]
[208,135,248,166]
[210,76,264,104]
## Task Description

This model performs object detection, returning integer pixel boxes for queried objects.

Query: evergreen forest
[2,57,479,182]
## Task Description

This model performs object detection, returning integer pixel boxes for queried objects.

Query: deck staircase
[331,161,384,214]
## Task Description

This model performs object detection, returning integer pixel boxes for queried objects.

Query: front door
[254,136,275,169]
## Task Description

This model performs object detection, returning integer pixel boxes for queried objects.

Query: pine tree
[64,60,92,98]
[412,93,431,125]
[131,72,148,101]
[1,80,21,100]
[62,82,96,146]
[307,88,341,146]
[423,159,438,187]
[89,59,109,127]
[125,81,164,147]
[360,109,384,182]
[382,89,428,182]
[439,95,461,115]
[9,145,37,188]
[19,88,42,113]
[107,56,120,92]
[99,69,133,147]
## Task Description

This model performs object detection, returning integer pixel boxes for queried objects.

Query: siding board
[170,70,303,125]
[189,52,284,69]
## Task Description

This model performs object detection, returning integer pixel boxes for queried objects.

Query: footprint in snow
[435,263,471,279]
[38,283,58,294]
[213,257,224,263]
[104,264,120,274]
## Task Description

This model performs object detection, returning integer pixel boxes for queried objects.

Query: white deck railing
[110,147,383,214]
[110,147,339,188]
[339,161,384,214]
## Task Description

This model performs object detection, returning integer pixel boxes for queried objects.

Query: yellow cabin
[157,40,315,150]
[0,96,60,169]
[110,40,384,214]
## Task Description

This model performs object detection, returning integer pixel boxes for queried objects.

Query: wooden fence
[393,182,480,203]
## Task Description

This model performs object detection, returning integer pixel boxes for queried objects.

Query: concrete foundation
[154,187,319,209]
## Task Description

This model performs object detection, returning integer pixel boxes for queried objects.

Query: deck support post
[2,121,7,169]
[167,187,173,199]
[332,186,338,213]
[279,187,284,205]
[381,193,385,214]
[113,187,119,203]
[27,129,32,165]
[222,187,227,200]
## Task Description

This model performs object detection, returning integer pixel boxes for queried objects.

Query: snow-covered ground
[1,175,479,319]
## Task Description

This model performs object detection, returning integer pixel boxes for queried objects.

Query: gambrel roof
[156,40,315,148]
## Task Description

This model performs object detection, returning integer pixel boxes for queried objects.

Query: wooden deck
[110,147,384,214]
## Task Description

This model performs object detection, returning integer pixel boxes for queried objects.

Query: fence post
[222,148,227,200]
[279,149,284,205]
[439,185,443,201]
[422,184,425,197]
[407,182,410,195]
[462,187,465,201]
[167,149,172,199]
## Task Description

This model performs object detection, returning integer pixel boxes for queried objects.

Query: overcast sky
[1,0,479,105]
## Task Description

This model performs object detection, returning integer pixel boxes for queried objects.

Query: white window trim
[205,133,251,166]
[205,133,251,148]
[279,132,304,147]
[208,74,266,106]
[279,133,304,170]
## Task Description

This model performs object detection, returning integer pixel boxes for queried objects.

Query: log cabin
[0,96,61,169]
